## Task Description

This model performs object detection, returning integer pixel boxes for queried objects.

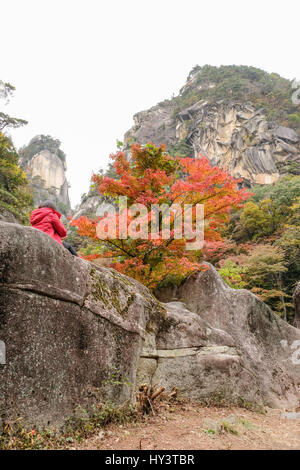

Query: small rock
[98,430,105,439]
[274,126,299,144]
[280,412,300,420]
[202,418,220,432]
[222,414,238,425]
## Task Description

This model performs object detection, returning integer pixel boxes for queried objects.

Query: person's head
[38,200,57,211]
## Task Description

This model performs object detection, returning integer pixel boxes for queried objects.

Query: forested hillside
[209,175,300,322]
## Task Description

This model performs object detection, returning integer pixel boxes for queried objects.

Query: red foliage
[71,143,251,288]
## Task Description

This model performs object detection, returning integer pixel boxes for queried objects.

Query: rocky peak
[124,65,300,186]
[19,135,71,214]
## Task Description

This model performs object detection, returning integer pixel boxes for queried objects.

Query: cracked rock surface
[125,100,300,186]
[1,222,300,428]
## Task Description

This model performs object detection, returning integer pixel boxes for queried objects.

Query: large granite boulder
[144,267,300,409]
[0,221,165,427]
[274,126,299,144]
[0,208,20,224]
[1,221,300,429]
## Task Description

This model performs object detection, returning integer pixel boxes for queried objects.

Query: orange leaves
[70,216,98,239]
[84,253,103,261]
[71,143,251,288]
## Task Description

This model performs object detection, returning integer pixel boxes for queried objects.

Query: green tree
[242,245,290,321]
[231,176,300,242]
[0,80,32,222]
[275,197,300,307]
[0,81,27,131]
[0,132,32,222]
[219,260,246,289]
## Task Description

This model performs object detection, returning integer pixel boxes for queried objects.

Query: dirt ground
[76,403,300,451]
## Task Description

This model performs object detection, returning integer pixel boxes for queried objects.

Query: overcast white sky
[1,0,299,207]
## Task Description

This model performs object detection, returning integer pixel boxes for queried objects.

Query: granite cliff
[19,135,70,215]
[124,65,300,186]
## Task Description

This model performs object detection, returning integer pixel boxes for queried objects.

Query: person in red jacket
[30,201,78,255]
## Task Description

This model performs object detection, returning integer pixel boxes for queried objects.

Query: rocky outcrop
[0,221,164,427]
[125,100,300,186]
[24,149,70,205]
[0,208,20,224]
[124,68,300,186]
[72,189,113,220]
[146,268,300,409]
[293,282,300,329]
[125,101,177,151]
[19,136,70,213]
[73,193,102,219]
[1,222,300,428]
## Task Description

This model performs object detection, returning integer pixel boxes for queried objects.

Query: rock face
[125,100,300,186]
[124,67,300,186]
[0,208,19,224]
[125,101,176,151]
[141,267,300,409]
[293,282,300,329]
[1,221,300,428]
[24,149,70,205]
[72,189,112,220]
[19,136,70,213]
[0,221,164,427]
[73,193,102,219]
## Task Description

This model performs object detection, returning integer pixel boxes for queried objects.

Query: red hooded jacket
[30,207,67,245]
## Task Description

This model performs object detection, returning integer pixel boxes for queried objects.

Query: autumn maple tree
[71,143,250,288]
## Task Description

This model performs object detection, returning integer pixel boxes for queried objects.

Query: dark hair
[38,200,57,211]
